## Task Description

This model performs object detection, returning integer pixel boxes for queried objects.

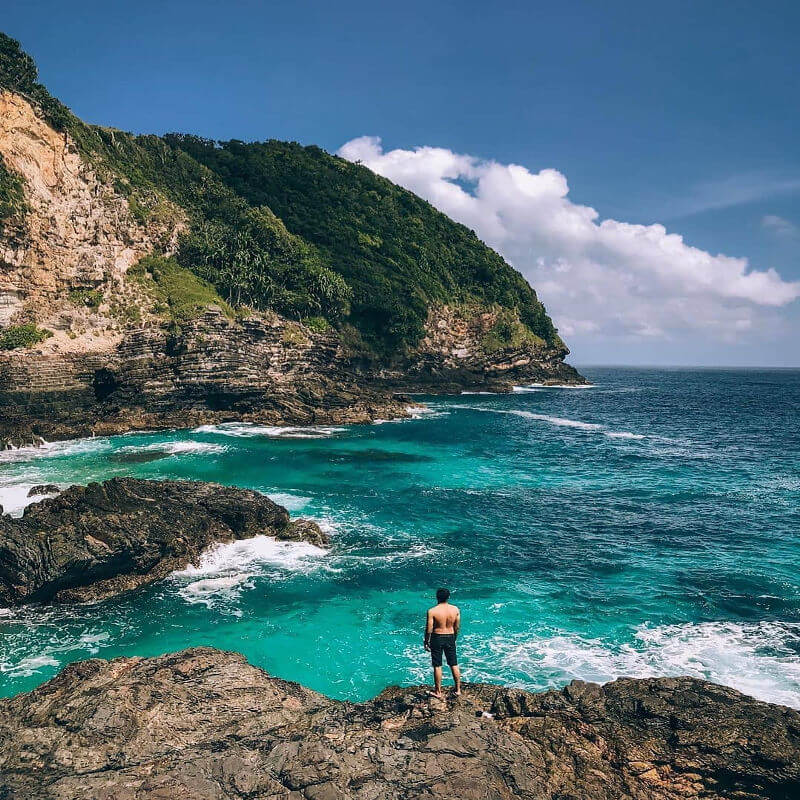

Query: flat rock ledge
[0,478,328,606]
[0,648,797,800]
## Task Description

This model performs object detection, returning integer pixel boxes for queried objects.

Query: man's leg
[450,665,461,695]
[433,665,443,696]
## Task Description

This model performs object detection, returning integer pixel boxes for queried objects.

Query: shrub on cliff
[0,156,26,226]
[0,323,52,350]
[178,206,351,321]
[129,255,235,324]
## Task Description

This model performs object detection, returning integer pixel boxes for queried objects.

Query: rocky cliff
[0,647,797,800]
[0,89,181,339]
[0,34,584,448]
[0,308,411,446]
[0,477,327,605]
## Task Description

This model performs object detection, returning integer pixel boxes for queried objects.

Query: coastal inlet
[1,367,799,706]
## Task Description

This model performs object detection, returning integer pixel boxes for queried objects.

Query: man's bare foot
[453,689,462,696]
[428,690,444,699]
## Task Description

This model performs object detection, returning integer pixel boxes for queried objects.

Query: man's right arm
[454,608,461,638]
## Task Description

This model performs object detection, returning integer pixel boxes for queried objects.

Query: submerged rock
[0,647,796,799]
[0,478,327,606]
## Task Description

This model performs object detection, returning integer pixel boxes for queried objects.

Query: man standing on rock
[424,587,462,698]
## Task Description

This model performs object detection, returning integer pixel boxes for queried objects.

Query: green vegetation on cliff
[0,323,51,350]
[129,256,234,324]
[166,137,558,352]
[0,156,26,226]
[0,32,561,357]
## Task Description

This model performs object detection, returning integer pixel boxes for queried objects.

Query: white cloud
[762,214,799,239]
[338,136,800,345]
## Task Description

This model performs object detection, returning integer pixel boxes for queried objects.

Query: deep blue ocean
[1,367,798,705]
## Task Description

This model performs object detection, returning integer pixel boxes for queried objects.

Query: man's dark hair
[436,587,450,603]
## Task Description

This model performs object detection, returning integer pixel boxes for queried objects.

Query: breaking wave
[482,621,800,708]
[192,423,347,438]
[513,383,595,391]
[0,437,110,463]
[172,535,330,606]
[457,406,644,439]
[118,441,227,456]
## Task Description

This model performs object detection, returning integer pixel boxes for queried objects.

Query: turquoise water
[1,368,799,705]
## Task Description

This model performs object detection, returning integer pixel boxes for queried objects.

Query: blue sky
[4,0,799,365]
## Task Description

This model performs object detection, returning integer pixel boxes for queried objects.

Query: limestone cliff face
[0,91,182,341]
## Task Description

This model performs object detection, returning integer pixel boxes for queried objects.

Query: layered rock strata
[0,310,413,447]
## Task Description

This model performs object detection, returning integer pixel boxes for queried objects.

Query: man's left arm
[424,609,433,651]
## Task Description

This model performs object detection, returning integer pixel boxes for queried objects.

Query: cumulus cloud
[338,136,800,344]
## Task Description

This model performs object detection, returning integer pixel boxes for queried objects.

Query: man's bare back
[428,602,460,634]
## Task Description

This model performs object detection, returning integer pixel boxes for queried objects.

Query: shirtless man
[423,587,461,698]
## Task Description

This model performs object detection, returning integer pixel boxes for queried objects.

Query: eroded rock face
[0,647,797,800]
[0,310,413,446]
[0,90,182,341]
[393,305,585,391]
[0,477,327,605]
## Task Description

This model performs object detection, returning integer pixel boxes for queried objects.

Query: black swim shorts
[430,632,458,667]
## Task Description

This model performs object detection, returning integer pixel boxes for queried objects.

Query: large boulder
[0,647,797,799]
[0,477,327,605]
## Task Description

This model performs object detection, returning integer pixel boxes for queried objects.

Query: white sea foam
[0,436,110,464]
[118,441,227,456]
[262,492,312,512]
[406,405,450,420]
[509,410,604,430]
[0,483,46,517]
[0,630,110,678]
[456,405,645,440]
[172,534,329,606]
[192,423,346,438]
[174,535,328,579]
[488,621,800,709]
[513,383,595,391]
[333,542,438,569]
[177,573,255,607]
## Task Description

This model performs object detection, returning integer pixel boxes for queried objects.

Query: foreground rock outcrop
[0,647,797,800]
[0,478,327,605]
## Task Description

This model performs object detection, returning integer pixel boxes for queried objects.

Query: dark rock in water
[0,478,328,606]
[109,449,170,464]
[26,484,60,497]
[0,648,796,800]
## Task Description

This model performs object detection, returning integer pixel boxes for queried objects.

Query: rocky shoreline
[0,477,327,605]
[0,307,585,451]
[0,647,797,799]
